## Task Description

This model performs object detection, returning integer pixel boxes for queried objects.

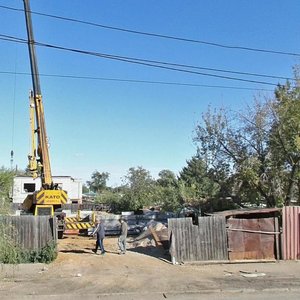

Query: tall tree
[157,169,178,187]
[179,155,220,205]
[87,171,110,193]
[194,99,276,206]
[156,170,181,211]
[121,166,155,211]
[269,70,300,205]
[194,67,300,208]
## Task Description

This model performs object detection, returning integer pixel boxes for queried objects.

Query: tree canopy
[83,67,300,212]
[193,68,300,208]
[87,170,110,193]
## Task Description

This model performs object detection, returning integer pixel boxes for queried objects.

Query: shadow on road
[127,245,171,263]
[60,249,91,254]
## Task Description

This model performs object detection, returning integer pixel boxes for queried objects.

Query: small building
[12,175,82,205]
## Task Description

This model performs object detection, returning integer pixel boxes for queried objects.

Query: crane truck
[21,0,95,238]
[21,0,67,238]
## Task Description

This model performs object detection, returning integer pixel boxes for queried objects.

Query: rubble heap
[128,220,169,249]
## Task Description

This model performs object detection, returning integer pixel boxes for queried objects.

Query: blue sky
[0,0,299,186]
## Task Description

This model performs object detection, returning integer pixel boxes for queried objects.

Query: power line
[0,34,280,86]
[0,70,274,92]
[1,4,300,58]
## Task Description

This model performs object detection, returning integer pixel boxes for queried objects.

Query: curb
[3,287,300,299]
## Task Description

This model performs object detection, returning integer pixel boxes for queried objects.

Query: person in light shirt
[118,218,128,254]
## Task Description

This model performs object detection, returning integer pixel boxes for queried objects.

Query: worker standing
[118,218,128,254]
[91,218,105,255]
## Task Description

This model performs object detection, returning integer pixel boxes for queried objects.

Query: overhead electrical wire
[0,70,274,92]
[0,34,282,86]
[0,4,300,58]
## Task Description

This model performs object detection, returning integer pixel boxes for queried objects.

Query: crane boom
[23,0,52,188]
[23,0,41,96]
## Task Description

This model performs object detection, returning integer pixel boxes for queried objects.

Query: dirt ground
[1,235,300,299]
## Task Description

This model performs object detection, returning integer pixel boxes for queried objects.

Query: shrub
[0,223,57,264]
[18,241,57,264]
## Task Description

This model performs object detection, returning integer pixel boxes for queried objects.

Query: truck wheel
[57,230,64,239]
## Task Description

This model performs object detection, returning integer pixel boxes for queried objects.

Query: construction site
[2,0,300,299]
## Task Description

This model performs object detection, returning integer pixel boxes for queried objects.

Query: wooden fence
[168,216,228,263]
[0,215,57,250]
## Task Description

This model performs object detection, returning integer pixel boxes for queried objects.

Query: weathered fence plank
[168,216,228,263]
[0,215,57,251]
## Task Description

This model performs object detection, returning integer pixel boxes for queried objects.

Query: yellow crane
[22,0,67,237]
[22,0,95,238]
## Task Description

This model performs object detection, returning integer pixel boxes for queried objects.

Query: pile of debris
[128,220,169,250]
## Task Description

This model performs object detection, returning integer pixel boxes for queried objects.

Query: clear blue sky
[0,0,299,186]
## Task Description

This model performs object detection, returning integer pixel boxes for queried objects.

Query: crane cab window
[23,183,36,193]
[56,183,63,190]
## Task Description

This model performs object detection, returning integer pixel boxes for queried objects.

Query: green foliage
[155,170,182,211]
[0,167,14,214]
[157,169,178,187]
[82,68,300,211]
[191,67,300,208]
[0,223,20,264]
[121,167,156,211]
[0,232,57,264]
[269,72,300,205]
[95,189,124,213]
[179,155,220,204]
[194,97,277,207]
[87,170,110,193]
[18,242,57,264]
[156,185,182,212]
[82,184,89,194]
[99,167,183,212]
[84,75,300,211]
[0,222,57,264]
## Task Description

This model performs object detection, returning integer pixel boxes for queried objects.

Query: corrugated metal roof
[210,207,281,217]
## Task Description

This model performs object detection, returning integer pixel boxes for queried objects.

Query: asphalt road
[2,290,300,300]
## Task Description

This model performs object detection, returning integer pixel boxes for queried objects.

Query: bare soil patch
[1,235,300,299]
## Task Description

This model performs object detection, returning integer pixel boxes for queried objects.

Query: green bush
[0,223,19,264]
[0,223,57,264]
[18,241,57,264]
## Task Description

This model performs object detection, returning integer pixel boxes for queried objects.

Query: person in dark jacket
[91,219,105,255]
[118,218,128,254]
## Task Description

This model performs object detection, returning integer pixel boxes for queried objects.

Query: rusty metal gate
[227,217,277,260]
